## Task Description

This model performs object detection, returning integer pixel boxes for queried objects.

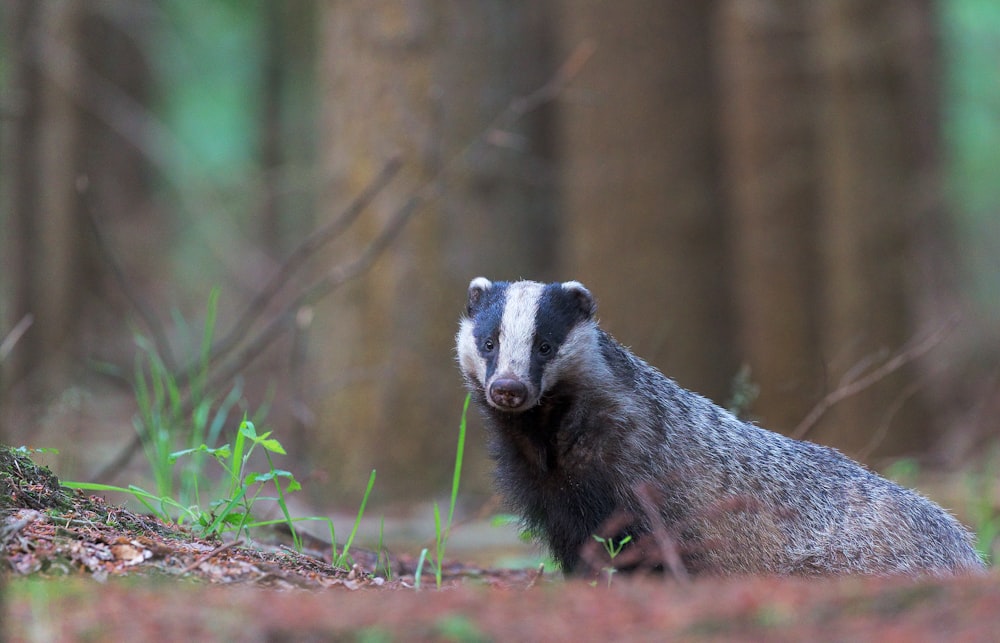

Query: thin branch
[178,540,244,575]
[509,39,597,117]
[0,315,34,363]
[792,315,960,440]
[524,563,545,590]
[201,194,422,399]
[855,376,929,461]
[81,191,178,372]
[175,155,404,387]
[635,484,690,585]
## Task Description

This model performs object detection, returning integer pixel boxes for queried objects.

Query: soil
[3,445,999,641]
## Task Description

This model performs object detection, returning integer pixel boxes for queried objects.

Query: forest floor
[3,446,999,641]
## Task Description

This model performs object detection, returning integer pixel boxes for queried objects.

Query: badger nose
[489,378,528,409]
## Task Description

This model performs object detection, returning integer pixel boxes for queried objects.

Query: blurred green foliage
[942,0,1000,314]
[154,0,263,179]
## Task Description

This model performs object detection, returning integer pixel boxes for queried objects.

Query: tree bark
[811,0,934,456]
[4,0,87,399]
[555,1,735,402]
[316,1,553,497]
[715,1,825,430]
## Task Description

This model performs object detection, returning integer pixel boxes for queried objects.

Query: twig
[792,315,960,440]
[509,39,597,117]
[856,375,928,461]
[175,155,404,387]
[525,562,545,590]
[0,315,34,363]
[80,192,178,372]
[200,194,422,398]
[635,484,690,584]
[178,539,243,575]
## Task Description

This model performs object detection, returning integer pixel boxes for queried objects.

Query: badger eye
[482,339,495,353]
[538,342,552,357]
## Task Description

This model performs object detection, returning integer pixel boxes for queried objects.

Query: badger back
[456,277,598,412]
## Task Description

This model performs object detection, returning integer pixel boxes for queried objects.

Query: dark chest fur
[478,390,628,572]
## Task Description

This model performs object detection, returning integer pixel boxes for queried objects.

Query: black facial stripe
[528,283,587,386]
[471,282,509,383]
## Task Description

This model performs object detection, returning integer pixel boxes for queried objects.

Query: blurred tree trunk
[4,0,89,400]
[254,1,320,456]
[554,2,735,402]
[316,2,554,498]
[715,1,942,457]
[3,1,153,433]
[715,2,825,430]
[257,0,319,258]
[811,0,935,456]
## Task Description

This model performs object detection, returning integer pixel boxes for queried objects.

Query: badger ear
[467,277,493,316]
[561,281,596,319]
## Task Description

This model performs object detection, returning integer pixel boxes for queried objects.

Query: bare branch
[509,39,597,117]
[175,155,404,387]
[792,315,960,440]
[201,193,422,398]
[0,315,34,363]
[81,192,177,372]
[856,376,929,461]
[635,484,690,585]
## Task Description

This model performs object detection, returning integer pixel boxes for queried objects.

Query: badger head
[456,277,598,413]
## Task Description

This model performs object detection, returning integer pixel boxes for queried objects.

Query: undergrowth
[964,445,1000,564]
[58,290,483,583]
[62,290,376,570]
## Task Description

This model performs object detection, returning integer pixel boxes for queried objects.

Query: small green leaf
[239,420,257,439]
[259,438,286,454]
[245,471,267,485]
[220,512,248,526]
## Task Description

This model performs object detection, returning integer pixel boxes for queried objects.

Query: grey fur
[456,277,986,577]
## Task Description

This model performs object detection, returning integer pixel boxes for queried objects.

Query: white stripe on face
[497,281,544,379]
[456,317,485,386]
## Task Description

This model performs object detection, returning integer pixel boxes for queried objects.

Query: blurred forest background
[1,0,999,513]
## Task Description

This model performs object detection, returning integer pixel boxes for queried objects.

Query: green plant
[179,417,303,542]
[62,291,387,572]
[884,457,921,489]
[334,468,377,568]
[375,516,393,581]
[726,364,759,420]
[591,533,633,587]
[965,446,1000,565]
[66,417,305,542]
[129,288,247,504]
[414,547,429,590]
[424,393,470,588]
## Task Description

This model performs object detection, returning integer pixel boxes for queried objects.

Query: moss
[0,445,76,513]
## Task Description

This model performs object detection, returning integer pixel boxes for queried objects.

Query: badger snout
[489,378,530,410]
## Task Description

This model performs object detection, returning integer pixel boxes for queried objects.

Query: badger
[455,277,985,577]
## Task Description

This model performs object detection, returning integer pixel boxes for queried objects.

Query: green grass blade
[446,393,470,534]
[338,469,377,567]
[414,548,428,590]
[198,288,219,383]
